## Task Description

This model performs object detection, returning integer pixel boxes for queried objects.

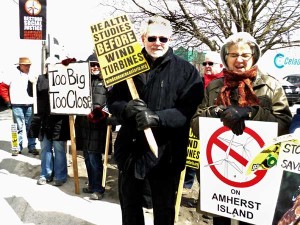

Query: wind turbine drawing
[206,134,243,178]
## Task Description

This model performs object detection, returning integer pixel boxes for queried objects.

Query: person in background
[75,53,110,200]
[191,32,292,225]
[107,15,204,225]
[202,51,224,88]
[28,56,70,186]
[183,51,224,194]
[0,57,37,156]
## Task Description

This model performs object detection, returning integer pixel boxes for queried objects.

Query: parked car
[283,74,300,87]
[279,79,300,106]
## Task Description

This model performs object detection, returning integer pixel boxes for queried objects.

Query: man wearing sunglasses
[107,15,204,225]
[202,51,224,88]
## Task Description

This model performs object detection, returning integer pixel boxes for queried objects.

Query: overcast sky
[0,0,116,75]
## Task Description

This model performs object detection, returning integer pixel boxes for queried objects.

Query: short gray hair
[139,15,173,37]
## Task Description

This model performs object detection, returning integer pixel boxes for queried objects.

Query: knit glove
[136,109,160,131]
[122,99,147,121]
[61,58,76,66]
[87,107,106,123]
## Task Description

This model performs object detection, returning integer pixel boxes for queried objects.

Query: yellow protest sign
[11,124,19,151]
[186,128,200,169]
[90,14,150,87]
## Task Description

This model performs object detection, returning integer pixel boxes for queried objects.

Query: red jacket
[0,82,10,103]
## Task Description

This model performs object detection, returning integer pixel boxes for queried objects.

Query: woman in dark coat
[75,53,110,200]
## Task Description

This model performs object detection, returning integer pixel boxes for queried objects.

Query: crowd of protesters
[1,14,300,225]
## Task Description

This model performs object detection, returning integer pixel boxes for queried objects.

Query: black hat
[86,53,98,62]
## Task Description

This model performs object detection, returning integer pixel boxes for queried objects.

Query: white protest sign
[48,62,92,115]
[199,117,280,225]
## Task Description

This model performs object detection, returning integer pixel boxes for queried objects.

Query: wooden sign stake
[102,115,112,187]
[69,115,80,194]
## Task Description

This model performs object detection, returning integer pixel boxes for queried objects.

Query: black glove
[222,119,245,136]
[106,116,120,126]
[136,109,160,131]
[123,99,147,121]
[220,106,251,136]
[5,101,11,109]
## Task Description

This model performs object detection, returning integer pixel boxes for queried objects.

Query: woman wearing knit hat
[191,32,292,225]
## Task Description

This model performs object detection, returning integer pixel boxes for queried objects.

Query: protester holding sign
[28,56,70,186]
[75,53,110,200]
[191,32,292,225]
[107,15,204,225]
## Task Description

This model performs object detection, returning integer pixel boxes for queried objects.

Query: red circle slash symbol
[206,126,267,188]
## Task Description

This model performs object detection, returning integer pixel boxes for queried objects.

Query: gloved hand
[87,107,106,123]
[220,106,251,135]
[61,58,76,66]
[136,109,160,131]
[123,99,147,121]
[222,119,245,136]
[106,116,120,126]
[209,105,226,118]
[5,101,11,109]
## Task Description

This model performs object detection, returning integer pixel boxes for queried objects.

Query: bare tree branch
[97,0,300,54]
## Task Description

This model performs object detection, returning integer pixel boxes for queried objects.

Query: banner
[19,0,47,40]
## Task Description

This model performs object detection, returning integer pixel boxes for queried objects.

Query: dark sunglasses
[147,36,169,43]
[202,62,214,66]
[90,63,100,67]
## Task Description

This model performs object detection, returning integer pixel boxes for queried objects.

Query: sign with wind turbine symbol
[205,126,267,188]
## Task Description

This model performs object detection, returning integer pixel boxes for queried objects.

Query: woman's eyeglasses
[202,62,214,66]
[227,53,253,60]
[147,36,169,43]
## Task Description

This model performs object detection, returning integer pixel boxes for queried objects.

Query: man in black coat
[107,15,204,225]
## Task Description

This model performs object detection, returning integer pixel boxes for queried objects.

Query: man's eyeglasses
[202,62,214,66]
[227,53,253,60]
[90,63,100,67]
[147,36,169,43]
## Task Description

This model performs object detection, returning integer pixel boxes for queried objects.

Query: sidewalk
[0,107,209,225]
[0,108,154,225]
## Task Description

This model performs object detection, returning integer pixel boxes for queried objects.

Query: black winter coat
[28,74,70,141]
[107,47,204,179]
[75,75,111,153]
